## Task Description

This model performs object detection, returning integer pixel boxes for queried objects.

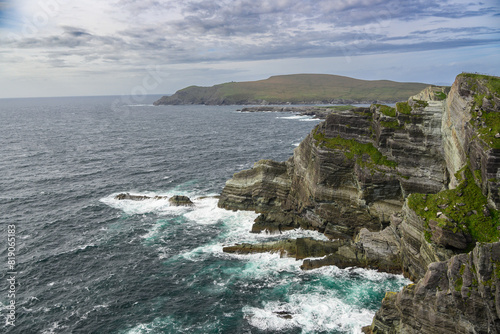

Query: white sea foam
[277,115,321,122]
[299,118,322,122]
[100,191,193,216]
[276,115,305,120]
[243,288,375,333]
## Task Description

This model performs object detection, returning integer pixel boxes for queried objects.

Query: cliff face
[219,100,448,239]
[218,73,500,333]
[371,242,500,334]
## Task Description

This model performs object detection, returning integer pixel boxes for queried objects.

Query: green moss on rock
[376,104,397,117]
[313,131,397,168]
[413,99,429,108]
[396,102,412,115]
[408,167,500,244]
[435,92,447,100]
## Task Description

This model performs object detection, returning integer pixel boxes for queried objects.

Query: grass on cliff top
[462,73,500,149]
[313,130,397,168]
[408,167,500,244]
[474,110,500,149]
[459,73,500,96]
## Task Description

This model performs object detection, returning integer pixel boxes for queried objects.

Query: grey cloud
[2,0,499,71]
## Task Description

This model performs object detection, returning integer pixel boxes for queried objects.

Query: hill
[153,74,431,105]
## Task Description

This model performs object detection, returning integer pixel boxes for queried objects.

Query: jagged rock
[115,193,167,201]
[428,219,470,250]
[251,212,309,234]
[168,195,194,206]
[370,242,500,333]
[218,159,291,212]
[223,238,346,260]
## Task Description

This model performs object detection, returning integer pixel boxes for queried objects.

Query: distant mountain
[153,74,430,105]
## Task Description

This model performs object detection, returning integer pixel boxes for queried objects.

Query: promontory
[153,74,430,105]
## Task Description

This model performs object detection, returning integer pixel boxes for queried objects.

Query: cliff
[153,74,429,105]
[218,73,500,333]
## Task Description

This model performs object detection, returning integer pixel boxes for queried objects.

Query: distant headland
[153,74,431,106]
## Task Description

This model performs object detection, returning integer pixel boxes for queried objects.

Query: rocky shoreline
[217,75,500,333]
[238,105,372,119]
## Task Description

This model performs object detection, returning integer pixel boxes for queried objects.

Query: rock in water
[115,193,168,201]
[168,195,194,206]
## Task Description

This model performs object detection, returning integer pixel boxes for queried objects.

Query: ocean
[0,96,409,333]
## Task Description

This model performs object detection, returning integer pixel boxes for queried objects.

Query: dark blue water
[0,96,409,333]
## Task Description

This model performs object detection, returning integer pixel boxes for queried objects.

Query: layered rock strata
[370,242,500,333]
[219,100,448,239]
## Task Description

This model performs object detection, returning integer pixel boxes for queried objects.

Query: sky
[0,0,499,98]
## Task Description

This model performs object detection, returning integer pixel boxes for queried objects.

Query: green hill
[153,74,430,105]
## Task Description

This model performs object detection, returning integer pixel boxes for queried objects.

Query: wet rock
[168,195,194,206]
[115,193,167,201]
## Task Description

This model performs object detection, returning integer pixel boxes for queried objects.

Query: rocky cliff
[218,73,500,333]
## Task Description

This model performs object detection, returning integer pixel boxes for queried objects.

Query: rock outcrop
[370,242,500,333]
[168,195,194,206]
[115,193,168,200]
[115,193,194,206]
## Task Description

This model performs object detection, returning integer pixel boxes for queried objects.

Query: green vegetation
[380,120,401,129]
[396,101,412,115]
[325,105,356,111]
[435,92,447,100]
[475,109,500,149]
[376,104,396,117]
[461,73,500,149]
[313,130,397,169]
[155,74,430,105]
[413,100,429,108]
[455,276,463,292]
[474,169,483,184]
[495,261,500,280]
[459,73,500,96]
[408,167,500,244]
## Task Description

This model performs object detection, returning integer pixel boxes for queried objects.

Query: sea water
[0,96,409,333]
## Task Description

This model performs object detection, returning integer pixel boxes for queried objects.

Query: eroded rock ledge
[218,73,500,333]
